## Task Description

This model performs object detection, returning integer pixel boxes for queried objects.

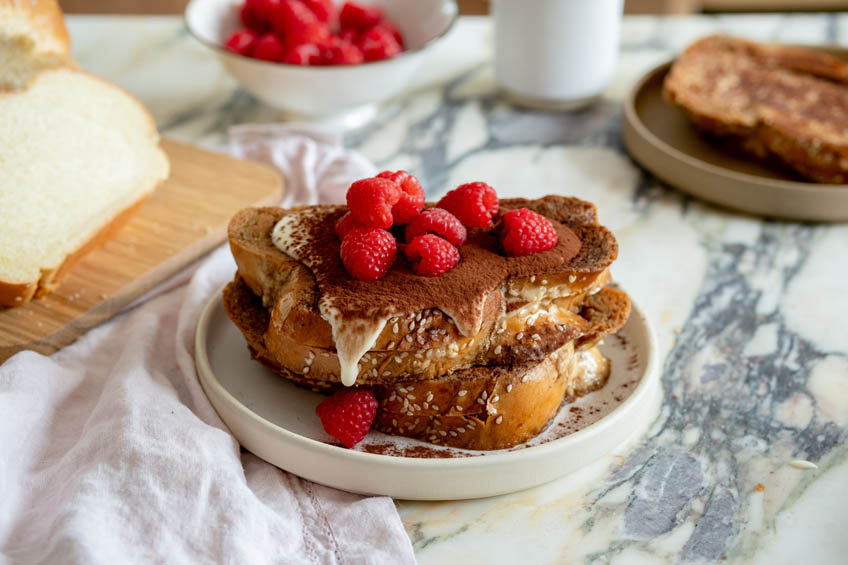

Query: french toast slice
[664,35,848,183]
[227,197,618,359]
[223,276,630,450]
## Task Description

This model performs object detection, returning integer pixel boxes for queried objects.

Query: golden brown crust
[664,34,848,183]
[261,295,590,383]
[0,0,70,57]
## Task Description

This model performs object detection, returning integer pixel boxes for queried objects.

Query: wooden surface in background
[0,140,283,361]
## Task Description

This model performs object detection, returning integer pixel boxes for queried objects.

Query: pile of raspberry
[224,0,405,65]
[336,171,560,281]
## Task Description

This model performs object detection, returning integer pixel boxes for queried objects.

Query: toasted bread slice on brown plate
[664,34,848,183]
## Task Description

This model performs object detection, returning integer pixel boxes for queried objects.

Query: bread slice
[0,68,169,306]
[223,275,630,450]
[664,34,848,183]
[227,198,618,353]
[0,0,169,307]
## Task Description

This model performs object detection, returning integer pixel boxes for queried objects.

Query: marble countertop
[67,14,848,564]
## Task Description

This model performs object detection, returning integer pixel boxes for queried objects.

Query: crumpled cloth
[228,123,376,207]
[0,125,415,565]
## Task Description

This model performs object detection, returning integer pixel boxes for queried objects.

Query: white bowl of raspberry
[185,0,458,126]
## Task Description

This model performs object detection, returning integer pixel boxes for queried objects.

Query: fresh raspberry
[320,38,364,65]
[271,0,318,38]
[251,33,287,61]
[358,26,402,62]
[316,388,378,448]
[436,182,499,228]
[281,42,322,64]
[405,234,460,277]
[301,0,334,23]
[340,227,397,281]
[376,170,424,224]
[404,208,466,246]
[334,211,367,240]
[224,29,258,55]
[337,27,361,44]
[374,22,404,48]
[339,2,383,30]
[346,177,400,228]
[240,0,278,31]
[284,21,329,49]
[497,208,559,257]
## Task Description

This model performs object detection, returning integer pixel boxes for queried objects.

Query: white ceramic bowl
[185,0,457,122]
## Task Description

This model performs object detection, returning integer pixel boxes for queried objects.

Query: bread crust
[0,0,70,58]
[664,34,848,183]
[0,196,148,307]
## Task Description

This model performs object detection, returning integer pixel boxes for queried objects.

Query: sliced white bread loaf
[0,0,169,307]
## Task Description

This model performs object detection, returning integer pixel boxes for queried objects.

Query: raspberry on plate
[251,33,287,61]
[437,182,499,228]
[334,211,366,240]
[358,25,402,62]
[340,227,397,281]
[316,388,378,448]
[404,208,466,246]
[376,170,424,224]
[271,0,318,38]
[498,208,559,257]
[346,177,401,228]
[224,29,258,55]
[339,1,383,30]
[405,234,460,277]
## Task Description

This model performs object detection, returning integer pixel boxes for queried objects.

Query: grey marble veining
[337,16,848,564]
[67,13,848,564]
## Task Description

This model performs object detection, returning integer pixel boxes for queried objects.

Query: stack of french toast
[224,189,630,451]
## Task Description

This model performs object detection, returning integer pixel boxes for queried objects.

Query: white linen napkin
[0,125,415,565]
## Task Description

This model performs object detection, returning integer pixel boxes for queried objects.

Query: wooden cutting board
[0,139,283,362]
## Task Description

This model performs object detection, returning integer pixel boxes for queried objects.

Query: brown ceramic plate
[622,48,848,222]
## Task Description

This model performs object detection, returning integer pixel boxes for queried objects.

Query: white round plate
[195,288,661,500]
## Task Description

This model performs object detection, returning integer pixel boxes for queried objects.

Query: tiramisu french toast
[224,176,630,450]
[664,35,848,183]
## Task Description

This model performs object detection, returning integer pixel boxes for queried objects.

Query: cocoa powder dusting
[358,443,472,458]
[276,200,583,337]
